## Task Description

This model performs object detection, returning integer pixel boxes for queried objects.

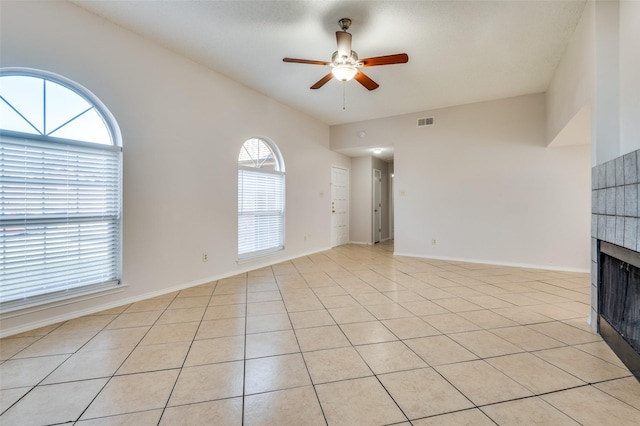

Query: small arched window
[238,137,285,260]
[0,68,122,311]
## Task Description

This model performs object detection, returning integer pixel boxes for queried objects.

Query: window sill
[237,247,285,264]
[0,282,127,319]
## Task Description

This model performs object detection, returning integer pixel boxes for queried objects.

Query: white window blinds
[0,136,122,311]
[238,168,284,259]
[237,138,285,260]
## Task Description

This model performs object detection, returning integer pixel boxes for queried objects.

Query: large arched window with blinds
[238,137,285,260]
[0,68,122,311]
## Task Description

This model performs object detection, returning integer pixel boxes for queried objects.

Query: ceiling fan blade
[283,58,331,66]
[354,70,379,91]
[310,73,334,90]
[336,31,352,59]
[360,53,409,67]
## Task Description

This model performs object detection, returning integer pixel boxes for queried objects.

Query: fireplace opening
[598,241,640,380]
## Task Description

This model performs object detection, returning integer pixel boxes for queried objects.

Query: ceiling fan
[283,18,409,91]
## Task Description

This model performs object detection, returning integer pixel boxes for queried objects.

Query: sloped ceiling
[72,0,586,158]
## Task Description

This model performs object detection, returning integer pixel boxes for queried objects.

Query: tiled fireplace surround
[590,149,640,371]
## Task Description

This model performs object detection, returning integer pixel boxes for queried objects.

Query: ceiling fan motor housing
[332,50,359,66]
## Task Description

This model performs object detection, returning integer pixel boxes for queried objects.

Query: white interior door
[331,166,349,247]
[373,169,382,243]
[389,170,394,240]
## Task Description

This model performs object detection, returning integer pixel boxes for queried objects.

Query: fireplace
[598,241,640,379]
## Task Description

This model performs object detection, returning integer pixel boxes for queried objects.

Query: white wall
[546,0,640,166]
[333,94,591,271]
[0,1,348,336]
[589,0,640,165]
[619,0,640,155]
[349,156,373,244]
[546,0,640,165]
[594,0,621,165]
[546,1,594,147]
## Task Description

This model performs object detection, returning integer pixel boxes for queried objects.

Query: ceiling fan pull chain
[343,82,347,110]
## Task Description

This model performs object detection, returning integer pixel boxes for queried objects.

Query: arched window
[238,137,285,260]
[0,68,122,311]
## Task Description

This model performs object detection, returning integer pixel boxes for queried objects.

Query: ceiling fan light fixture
[283,18,408,91]
[332,64,357,82]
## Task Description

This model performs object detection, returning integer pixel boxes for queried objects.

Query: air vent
[417,117,434,127]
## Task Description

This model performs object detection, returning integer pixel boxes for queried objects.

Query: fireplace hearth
[598,241,640,380]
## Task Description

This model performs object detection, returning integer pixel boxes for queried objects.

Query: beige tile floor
[1,241,640,425]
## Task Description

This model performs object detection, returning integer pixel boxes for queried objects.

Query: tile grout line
[74,290,182,424]
[3,299,145,421]
[288,256,331,426]
[156,279,220,425]
[241,271,249,426]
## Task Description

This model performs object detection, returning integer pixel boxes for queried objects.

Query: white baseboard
[392,251,590,274]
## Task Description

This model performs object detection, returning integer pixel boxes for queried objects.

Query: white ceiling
[72,0,585,156]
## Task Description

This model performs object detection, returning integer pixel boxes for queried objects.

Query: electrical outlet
[432,239,437,245]
[202,253,208,262]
